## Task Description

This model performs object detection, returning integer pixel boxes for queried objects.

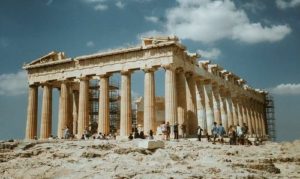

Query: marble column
[260,103,266,137]
[246,100,254,135]
[212,85,221,125]
[196,80,206,131]
[232,97,238,126]
[25,85,38,139]
[57,81,70,138]
[249,100,257,136]
[240,98,247,126]
[77,77,89,137]
[237,99,244,127]
[225,92,233,129]
[186,72,198,135]
[219,89,228,132]
[40,84,52,139]
[68,86,74,134]
[176,69,187,136]
[143,68,156,135]
[72,90,79,136]
[254,101,260,137]
[203,80,214,135]
[164,66,177,126]
[120,71,132,137]
[98,75,110,135]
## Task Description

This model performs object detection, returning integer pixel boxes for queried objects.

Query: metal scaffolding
[89,79,120,134]
[265,94,276,141]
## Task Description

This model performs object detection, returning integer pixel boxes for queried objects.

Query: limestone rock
[137,140,164,149]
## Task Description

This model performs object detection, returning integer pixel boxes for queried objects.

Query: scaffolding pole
[265,94,276,141]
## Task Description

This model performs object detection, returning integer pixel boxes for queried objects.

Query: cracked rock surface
[0,139,299,178]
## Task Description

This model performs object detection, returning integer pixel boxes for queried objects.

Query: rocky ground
[0,139,299,179]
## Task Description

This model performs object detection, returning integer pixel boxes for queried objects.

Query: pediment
[27,51,66,66]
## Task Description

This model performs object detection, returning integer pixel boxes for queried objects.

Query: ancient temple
[23,36,267,139]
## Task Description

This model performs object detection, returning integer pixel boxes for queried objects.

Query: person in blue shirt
[211,122,218,144]
[218,123,226,144]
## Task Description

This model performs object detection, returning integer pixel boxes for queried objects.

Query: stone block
[137,140,164,149]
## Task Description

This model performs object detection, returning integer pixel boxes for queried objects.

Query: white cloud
[115,1,125,9]
[94,4,108,11]
[276,0,300,9]
[81,0,108,11]
[86,41,95,47]
[142,0,291,44]
[145,16,159,23]
[0,71,27,96]
[271,83,300,95]
[197,48,221,60]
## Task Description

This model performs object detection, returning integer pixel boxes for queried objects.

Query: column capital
[120,70,132,75]
[203,79,212,85]
[98,73,111,78]
[78,76,90,81]
[185,71,195,78]
[142,66,157,73]
[162,64,176,71]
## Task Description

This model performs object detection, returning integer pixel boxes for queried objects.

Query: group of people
[210,122,249,145]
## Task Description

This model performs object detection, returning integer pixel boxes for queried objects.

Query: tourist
[161,122,167,140]
[83,129,89,140]
[128,133,133,140]
[149,130,154,140]
[204,129,211,142]
[236,124,243,145]
[156,124,163,140]
[134,129,140,139]
[174,123,179,140]
[64,127,70,139]
[228,125,237,145]
[218,123,226,144]
[211,122,218,144]
[197,126,203,141]
[97,132,103,139]
[139,131,145,139]
[166,122,171,140]
[242,123,248,145]
[180,124,187,139]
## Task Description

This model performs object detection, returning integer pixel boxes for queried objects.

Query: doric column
[254,101,260,137]
[232,97,238,126]
[240,98,247,126]
[72,90,79,136]
[219,89,228,132]
[40,84,52,139]
[120,71,132,137]
[176,68,187,136]
[249,100,257,136]
[25,85,38,139]
[68,86,74,134]
[246,100,254,135]
[212,85,221,125]
[241,97,250,130]
[185,72,198,135]
[164,66,177,125]
[77,77,89,138]
[143,68,156,135]
[237,98,244,126]
[98,75,110,135]
[57,81,71,138]
[203,80,214,135]
[260,102,266,137]
[225,91,233,129]
[196,80,206,131]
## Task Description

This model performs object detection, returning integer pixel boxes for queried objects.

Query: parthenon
[23,36,268,140]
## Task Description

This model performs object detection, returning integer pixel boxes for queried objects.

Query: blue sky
[0,0,299,141]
